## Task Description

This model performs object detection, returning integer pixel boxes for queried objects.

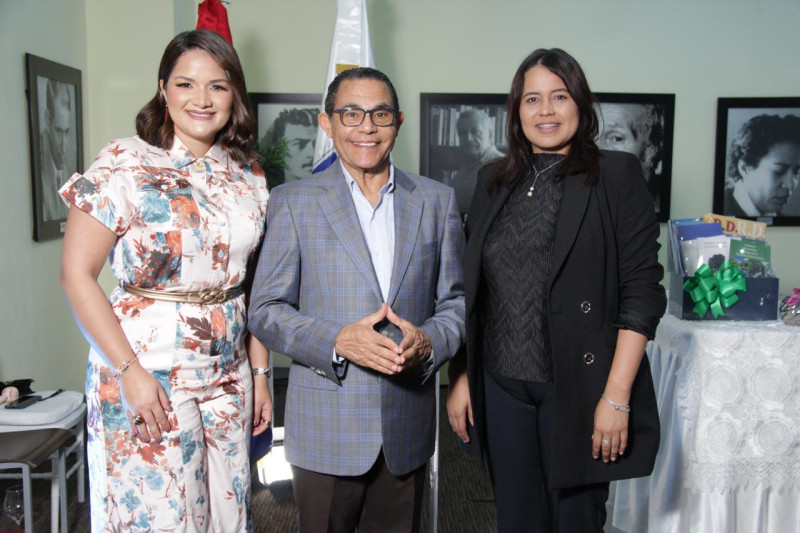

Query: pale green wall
[2,0,799,391]
[0,0,190,391]
[229,0,800,294]
[83,0,197,152]
[0,0,89,391]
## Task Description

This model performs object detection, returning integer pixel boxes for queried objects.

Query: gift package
[667,214,779,321]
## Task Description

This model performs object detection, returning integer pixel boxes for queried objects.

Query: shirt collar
[340,162,395,196]
[167,136,228,170]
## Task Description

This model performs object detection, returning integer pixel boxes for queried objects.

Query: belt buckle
[196,287,227,304]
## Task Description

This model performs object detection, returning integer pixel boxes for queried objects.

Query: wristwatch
[251,367,272,378]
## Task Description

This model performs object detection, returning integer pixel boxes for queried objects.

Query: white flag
[312,0,376,173]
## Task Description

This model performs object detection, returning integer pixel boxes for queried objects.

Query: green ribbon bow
[682,261,747,319]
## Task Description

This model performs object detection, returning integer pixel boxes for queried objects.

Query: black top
[480,153,564,382]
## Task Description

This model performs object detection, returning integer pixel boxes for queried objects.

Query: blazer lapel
[387,169,422,306]
[550,173,590,282]
[317,166,383,302]
[464,182,512,316]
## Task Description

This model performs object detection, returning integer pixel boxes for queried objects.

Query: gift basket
[666,214,779,320]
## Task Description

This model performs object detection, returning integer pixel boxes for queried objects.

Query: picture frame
[249,92,322,187]
[419,93,508,218]
[25,53,83,242]
[712,97,800,226]
[595,93,675,222]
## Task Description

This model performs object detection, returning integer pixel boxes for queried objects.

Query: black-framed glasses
[332,106,398,127]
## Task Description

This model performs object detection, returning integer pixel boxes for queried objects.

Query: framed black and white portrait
[420,93,508,218]
[26,54,83,242]
[249,93,322,187]
[595,93,675,222]
[712,97,800,226]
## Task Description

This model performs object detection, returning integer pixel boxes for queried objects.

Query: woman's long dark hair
[492,48,600,190]
[136,30,258,165]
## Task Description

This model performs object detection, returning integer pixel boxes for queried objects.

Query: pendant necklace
[527,159,560,197]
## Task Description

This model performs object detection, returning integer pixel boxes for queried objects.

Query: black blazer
[462,150,666,489]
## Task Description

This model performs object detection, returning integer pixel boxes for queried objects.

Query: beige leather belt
[121,283,244,305]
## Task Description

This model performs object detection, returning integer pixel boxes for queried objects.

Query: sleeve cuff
[333,348,347,378]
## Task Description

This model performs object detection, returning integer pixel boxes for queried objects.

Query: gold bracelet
[112,358,137,379]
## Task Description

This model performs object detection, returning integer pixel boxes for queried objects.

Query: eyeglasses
[332,106,398,127]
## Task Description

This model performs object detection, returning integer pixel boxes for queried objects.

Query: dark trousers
[291,449,426,533]
[484,370,609,533]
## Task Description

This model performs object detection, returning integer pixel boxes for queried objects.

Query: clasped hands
[334,303,431,375]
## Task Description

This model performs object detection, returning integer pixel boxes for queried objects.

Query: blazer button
[583,353,595,365]
[580,301,591,313]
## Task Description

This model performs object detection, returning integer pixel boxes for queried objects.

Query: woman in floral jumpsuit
[59,30,272,532]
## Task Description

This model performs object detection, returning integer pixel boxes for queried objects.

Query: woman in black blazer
[447,48,666,533]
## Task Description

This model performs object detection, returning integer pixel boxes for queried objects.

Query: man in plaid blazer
[248,67,465,532]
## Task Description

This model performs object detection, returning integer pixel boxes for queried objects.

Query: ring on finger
[601,439,612,446]
[132,414,145,425]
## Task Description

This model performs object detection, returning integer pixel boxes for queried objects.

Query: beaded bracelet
[601,395,631,413]
[112,358,137,379]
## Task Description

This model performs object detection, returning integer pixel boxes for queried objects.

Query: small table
[610,315,800,533]
[0,391,86,533]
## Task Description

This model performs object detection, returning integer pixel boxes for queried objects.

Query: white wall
[2,0,798,391]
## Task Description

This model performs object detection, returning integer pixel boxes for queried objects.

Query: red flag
[196,0,233,44]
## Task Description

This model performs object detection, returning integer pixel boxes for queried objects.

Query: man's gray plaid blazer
[248,163,466,477]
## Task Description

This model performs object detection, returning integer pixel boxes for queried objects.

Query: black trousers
[484,370,609,533]
[291,449,426,533]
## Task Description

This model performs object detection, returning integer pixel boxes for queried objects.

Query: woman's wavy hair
[136,30,257,165]
[492,48,600,190]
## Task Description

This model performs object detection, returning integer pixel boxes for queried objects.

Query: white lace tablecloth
[611,314,800,533]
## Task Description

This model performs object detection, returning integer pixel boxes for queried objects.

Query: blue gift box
[668,272,779,321]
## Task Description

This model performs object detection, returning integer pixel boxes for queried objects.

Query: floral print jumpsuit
[60,136,269,532]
